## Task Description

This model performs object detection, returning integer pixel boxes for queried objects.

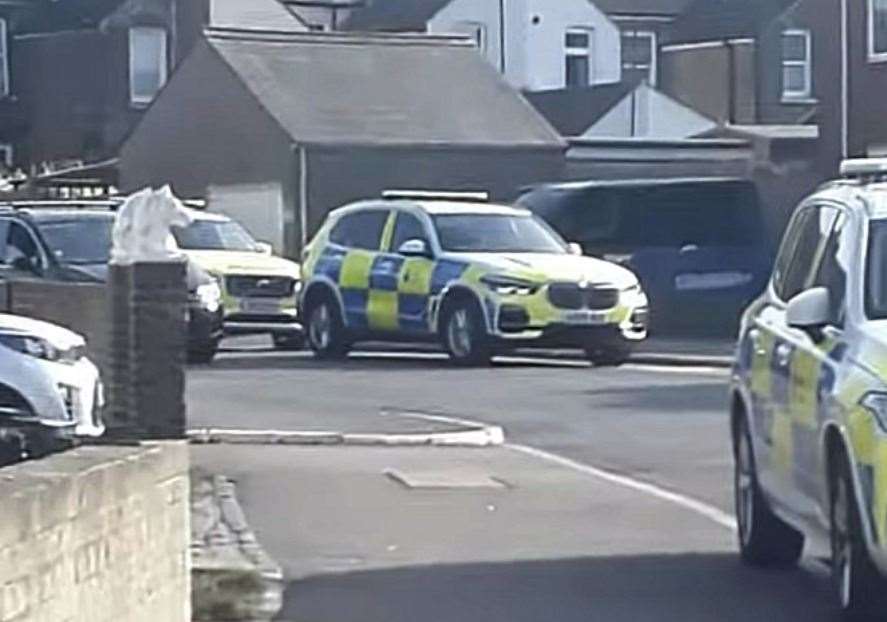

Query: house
[7,0,305,172]
[845,0,887,159]
[591,0,694,86]
[344,0,623,92]
[118,29,566,256]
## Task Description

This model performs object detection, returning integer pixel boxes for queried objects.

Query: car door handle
[775,343,792,368]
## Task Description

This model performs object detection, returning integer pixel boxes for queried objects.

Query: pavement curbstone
[187,425,506,448]
[629,353,734,368]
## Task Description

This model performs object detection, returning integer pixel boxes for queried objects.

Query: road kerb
[629,353,733,369]
[186,425,505,448]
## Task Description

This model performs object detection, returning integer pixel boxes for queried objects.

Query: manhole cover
[384,468,508,490]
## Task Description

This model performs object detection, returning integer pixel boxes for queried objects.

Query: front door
[389,211,435,334]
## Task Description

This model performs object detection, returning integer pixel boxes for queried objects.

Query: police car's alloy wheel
[443,302,490,366]
[734,416,804,566]
[830,460,884,620]
[307,299,348,360]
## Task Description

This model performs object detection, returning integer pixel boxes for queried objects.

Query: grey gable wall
[118,36,298,243]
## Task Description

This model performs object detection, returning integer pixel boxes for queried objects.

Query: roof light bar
[840,158,887,179]
[382,189,489,202]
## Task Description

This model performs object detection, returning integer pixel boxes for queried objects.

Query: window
[2,221,43,274]
[0,19,8,97]
[432,214,567,254]
[173,220,258,252]
[781,30,812,100]
[129,27,168,105]
[774,205,837,302]
[621,31,656,86]
[811,214,848,325]
[870,0,887,61]
[391,213,428,252]
[565,28,593,88]
[38,217,114,266]
[329,211,389,250]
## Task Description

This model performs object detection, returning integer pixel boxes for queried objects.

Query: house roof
[592,0,694,17]
[523,77,644,138]
[343,0,449,32]
[205,29,564,148]
[667,0,796,42]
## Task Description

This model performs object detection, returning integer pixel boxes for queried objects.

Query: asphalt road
[187,337,841,622]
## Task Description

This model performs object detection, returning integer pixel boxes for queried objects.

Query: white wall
[584,84,717,139]
[428,0,620,91]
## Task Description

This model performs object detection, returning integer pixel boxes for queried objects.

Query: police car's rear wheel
[830,458,885,620]
[585,343,632,367]
[307,299,349,360]
[442,301,490,366]
[734,417,804,566]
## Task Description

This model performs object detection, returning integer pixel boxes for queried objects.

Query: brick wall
[0,442,190,622]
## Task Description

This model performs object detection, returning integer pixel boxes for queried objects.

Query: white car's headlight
[481,275,538,296]
[860,392,887,432]
[0,332,61,362]
[196,281,222,313]
[620,283,645,303]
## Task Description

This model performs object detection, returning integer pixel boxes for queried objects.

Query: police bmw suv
[731,159,887,619]
[299,191,648,366]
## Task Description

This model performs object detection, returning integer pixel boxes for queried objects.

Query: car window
[38,218,114,265]
[776,205,838,302]
[865,219,887,320]
[809,213,849,326]
[3,221,43,271]
[173,220,258,252]
[391,212,428,252]
[433,214,567,253]
[329,210,389,251]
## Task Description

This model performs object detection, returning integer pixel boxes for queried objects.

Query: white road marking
[507,443,737,531]
[393,410,737,531]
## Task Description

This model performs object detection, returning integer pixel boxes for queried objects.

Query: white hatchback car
[0,314,104,438]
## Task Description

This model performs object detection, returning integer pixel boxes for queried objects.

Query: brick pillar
[106,261,188,439]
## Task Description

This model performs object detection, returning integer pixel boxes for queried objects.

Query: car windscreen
[432,213,567,253]
[173,220,257,252]
[866,220,887,319]
[521,183,762,249]
[38,218,113,265]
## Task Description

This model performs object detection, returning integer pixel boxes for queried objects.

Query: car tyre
[272,332,305,351]
[830,456,886,621]
[306,297,349,360]
[441,298,491,367]
[585,342,632,367]
[188,341,219,365]
[734,416,804,566]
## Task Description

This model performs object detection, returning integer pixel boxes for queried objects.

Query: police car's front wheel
[307,298,349,360]
[441,300,491,367]
[734,416,804,567]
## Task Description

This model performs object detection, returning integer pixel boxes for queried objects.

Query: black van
[517,178,772,335]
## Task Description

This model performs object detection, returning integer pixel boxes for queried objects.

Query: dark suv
[0,200,224,363]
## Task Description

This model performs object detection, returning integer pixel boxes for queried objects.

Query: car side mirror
[397,239,432,258]
[11,256,38,274]
[568,242,583,257]
[255,242,273,255]
[787,287,831,340]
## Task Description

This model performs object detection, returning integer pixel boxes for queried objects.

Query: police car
[731,159,887,619]
[299,191,648,365]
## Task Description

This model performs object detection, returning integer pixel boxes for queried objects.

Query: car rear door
[333,209,391,330]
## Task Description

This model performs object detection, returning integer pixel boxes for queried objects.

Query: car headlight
[196,281,222,313]
[481,275,539,296]
[860,392,887,433]
[0,332,61,362]
[293,280,303,296]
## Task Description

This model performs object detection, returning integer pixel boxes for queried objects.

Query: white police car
[300,191,648,365]
[731,159,887,619]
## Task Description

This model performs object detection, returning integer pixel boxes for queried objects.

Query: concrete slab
[384,468,509,490]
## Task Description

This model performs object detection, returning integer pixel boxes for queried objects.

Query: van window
[329,210,389,251]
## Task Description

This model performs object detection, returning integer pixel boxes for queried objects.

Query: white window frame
[869,0,887,62]
[621,30,657,86]
[128,26,168,106]
[565,27,594,88]
[0,19,9,98]
[781,29,813,101]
